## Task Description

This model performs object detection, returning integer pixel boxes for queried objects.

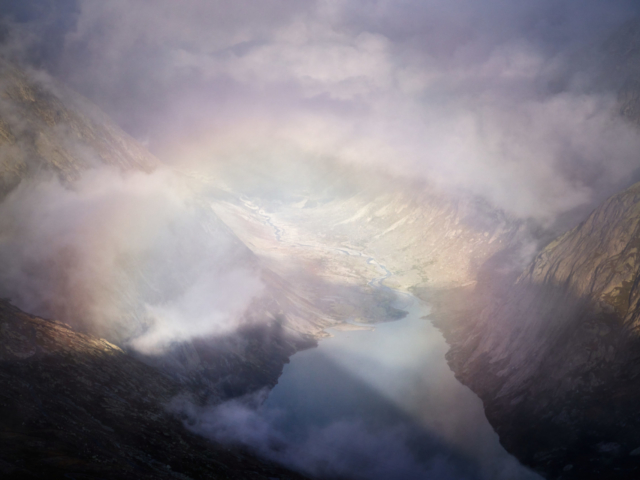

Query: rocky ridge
[427,179,640,480]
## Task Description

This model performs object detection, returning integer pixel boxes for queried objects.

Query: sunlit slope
[278,189,519,291]
[211,176,523,294]
[0,60,157,193]
[524,182,640,320]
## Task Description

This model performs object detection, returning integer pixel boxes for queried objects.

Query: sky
[2,0,640,224]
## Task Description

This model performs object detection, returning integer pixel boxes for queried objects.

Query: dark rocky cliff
[432,180,640,479]
[419,18,640,479]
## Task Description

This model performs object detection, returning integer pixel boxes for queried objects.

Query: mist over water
[180,294,542,480]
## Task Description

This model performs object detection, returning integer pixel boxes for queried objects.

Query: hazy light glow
[0,168,263,350]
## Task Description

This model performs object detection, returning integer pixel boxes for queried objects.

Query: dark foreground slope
[432,180,640,480]
[0,299,309,480]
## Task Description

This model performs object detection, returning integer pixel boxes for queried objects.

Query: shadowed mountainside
[429,179,640,480]
[0,299,310,480]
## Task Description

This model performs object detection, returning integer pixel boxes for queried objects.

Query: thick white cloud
[22,0,634,223]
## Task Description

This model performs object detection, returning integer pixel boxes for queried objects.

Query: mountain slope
[0,299,309,480]
[433,179,640,479]
[0,59,157,194]
[0,62,325,478]
[0,60,330,403]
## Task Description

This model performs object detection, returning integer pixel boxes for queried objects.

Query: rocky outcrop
[0,59,157,196]
[0,299,309,479]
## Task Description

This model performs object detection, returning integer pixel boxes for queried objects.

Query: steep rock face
[0,59,157,194]
[425,19,640,479]
[0,299,309,480]
[522,182,640,325]
[434,181,640,479]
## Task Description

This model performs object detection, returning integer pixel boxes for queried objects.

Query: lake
[261,292,542,480]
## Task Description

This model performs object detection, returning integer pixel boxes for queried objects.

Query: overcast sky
[3,0,640,223]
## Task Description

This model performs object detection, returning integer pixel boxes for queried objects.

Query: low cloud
[0,167,263,351]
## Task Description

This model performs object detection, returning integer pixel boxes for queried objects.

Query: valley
[4,5,640,478]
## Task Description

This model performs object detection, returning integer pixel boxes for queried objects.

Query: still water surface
[263,292,542,480]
